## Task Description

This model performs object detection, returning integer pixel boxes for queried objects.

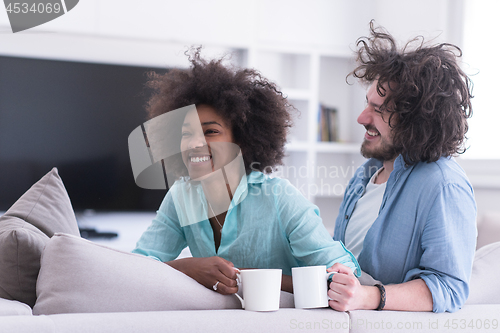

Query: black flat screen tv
[0,56,168,212]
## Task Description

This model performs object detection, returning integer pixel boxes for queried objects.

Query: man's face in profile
[357,80,397,162]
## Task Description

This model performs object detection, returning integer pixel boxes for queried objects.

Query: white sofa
[1,169,500,333]
[2,303,498,333]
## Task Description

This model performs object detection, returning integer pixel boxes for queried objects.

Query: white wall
[371,0,463,46]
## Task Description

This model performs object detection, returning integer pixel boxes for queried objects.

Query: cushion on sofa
[0,168,80,307]
[0,167,80,237]
[34,233,245,315]
[0,220,49,307]
[466,241,500,305]
[0,297,33,316]
[476,212,500,249]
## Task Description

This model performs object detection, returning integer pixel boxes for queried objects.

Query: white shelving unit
[245,47,367,233]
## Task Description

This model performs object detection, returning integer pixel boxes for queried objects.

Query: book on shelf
[317,104,338,142]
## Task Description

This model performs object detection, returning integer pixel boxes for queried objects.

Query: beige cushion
[476,212,500,249]
[0,168,79,307]
[34,233,244,315]
[0,167,79,237]
[466,241,500,305]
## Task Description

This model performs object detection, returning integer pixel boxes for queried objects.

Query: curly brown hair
[349,21,473,165]
[145,47,293,176]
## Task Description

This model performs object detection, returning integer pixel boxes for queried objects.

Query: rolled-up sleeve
[404,182,477,312]
[275,180,361,276]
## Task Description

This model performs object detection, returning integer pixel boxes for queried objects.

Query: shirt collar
[228,171,266,209]
[361,159,384,182]
[366,155,410,180]
[246,171,267,184]
[393,155,411,172]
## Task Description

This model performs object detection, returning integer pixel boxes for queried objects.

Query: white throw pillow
[0,167,80,307]
[476,212,500,249]
[33,233,242,314]
[465,241,500,305]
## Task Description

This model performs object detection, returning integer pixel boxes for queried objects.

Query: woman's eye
[204,129,219,135]
[182,132,191,137]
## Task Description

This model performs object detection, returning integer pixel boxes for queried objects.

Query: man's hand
[167,256,238,295]
[327,263,379,311]
[327,263,434,312]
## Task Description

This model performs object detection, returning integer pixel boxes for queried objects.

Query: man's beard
[360,138,399,161]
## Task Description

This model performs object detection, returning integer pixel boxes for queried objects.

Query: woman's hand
[327,263,379,311]
[166,256,239,295]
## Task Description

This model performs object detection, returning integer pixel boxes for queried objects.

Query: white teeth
[190,156,210,163]
[367,130,379,136]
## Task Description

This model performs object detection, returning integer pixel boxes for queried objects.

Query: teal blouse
[133,171,360,276]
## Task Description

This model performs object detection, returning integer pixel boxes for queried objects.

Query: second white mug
[292,265,334,309]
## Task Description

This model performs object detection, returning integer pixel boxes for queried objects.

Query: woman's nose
[187,132,206,149]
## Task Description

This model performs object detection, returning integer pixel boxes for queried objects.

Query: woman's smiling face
[180,104,237,180]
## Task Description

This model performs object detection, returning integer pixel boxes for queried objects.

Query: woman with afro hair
[132,48,360,296]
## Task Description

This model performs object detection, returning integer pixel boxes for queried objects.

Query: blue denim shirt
[334,155,477,313]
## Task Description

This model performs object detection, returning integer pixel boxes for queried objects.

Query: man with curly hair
[327,22,476,313]
[132,48,360,296]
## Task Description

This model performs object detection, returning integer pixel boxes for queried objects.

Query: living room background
[0,0,498,248]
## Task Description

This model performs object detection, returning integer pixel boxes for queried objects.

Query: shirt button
[345,215,349,219]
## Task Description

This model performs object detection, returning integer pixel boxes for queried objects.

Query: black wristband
[374,284,386,311]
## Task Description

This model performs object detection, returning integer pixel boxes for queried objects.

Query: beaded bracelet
[374,284,386,311]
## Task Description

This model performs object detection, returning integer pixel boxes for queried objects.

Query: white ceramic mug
[292,265,334,309]
[234,269,282,311]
